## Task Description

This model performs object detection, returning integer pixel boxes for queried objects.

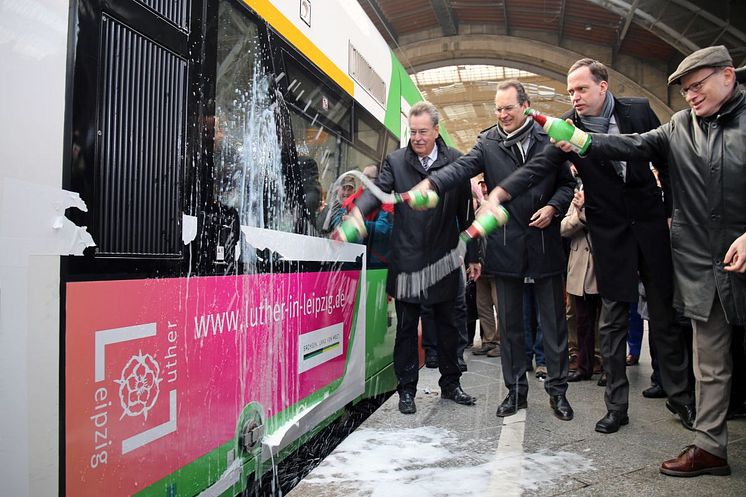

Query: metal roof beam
[589,0,746,57]
[587,0,699,54]
[669,0,746,45]
[430,0,458,36]
[612,0,641,62]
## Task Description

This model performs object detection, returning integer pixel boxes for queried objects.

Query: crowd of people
[346,45,745,478]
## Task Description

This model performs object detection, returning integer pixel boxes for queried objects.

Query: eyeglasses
[409,128,433,137]
[679,70,719,97]
[494,104,518,114]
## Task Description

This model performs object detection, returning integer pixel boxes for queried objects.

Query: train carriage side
[0,1,430,496]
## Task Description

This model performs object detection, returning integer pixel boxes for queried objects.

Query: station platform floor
[288,338,746,497]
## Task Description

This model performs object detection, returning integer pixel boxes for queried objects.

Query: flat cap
[668,45,733,85]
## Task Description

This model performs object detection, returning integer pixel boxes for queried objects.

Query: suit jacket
[501,97,672,303]
[356,136,474,304]
[429,121,575,279]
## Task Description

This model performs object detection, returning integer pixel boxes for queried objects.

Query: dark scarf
[496,117,533,164]
[578,92,625,179]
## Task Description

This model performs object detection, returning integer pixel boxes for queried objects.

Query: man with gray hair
[351,101,479,414]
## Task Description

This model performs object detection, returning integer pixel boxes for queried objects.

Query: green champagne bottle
[394,189,439,208]
[332,216,367,243]
[525,108,591,155]
[460,206,509,243]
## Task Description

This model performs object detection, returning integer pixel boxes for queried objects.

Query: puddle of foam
[303,426,594,496]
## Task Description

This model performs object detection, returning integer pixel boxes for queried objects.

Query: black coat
[356,136,474,304]
[501,97,672,303]
[429,122,575,279]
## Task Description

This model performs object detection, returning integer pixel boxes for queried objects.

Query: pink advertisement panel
[65,271,360,497]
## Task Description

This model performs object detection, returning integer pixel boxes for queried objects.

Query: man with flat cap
[511,45,745,477]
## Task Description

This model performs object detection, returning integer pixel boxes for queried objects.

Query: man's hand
[528,205,557,229]
[553,140,575,153]
[551,119,577,153]
[571,190,585,210]
[467,262,481,281]
[724,233,746,273]
[486,185,511,206]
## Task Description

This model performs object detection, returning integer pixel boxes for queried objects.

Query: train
[0,1,438,496]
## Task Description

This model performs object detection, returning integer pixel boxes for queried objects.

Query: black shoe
[642,384,667,399]
[550,394,574,421]
[595,410,629,433]
[442,386,476,405]
[567,371,592,382]
[425,353,438,369]
[597,372,607,387]
[666,400,695,431]
[458,357,468,372]
[398,392,416,414]
[495,391,527,417]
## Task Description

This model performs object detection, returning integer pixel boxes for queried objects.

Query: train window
[214,1,294,234]
[282,52,352,140]
[354,110,381,154]
[289,107,381,237]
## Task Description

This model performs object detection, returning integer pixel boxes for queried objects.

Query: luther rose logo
[115,351,163,420]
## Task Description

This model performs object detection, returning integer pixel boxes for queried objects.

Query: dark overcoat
[500,97,673,303]
[356,136,473,304]
[430,122,575,279]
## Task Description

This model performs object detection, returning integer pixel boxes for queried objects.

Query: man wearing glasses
[352,101,479,415]
[551,45,745,477]
[425,80,577,422]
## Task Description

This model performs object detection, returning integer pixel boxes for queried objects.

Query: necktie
[421,156,430,170]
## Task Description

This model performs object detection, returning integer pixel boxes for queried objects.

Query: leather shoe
[595,410,629,433]
[472,343,496,355]
[567,371,592,382]
[660,445,730,477]
[495,391,527,417]
[642,384,667,399]
[442,386,476,405]
[666,400,695,431]
[398,392,416,414]
[549,394,574,421]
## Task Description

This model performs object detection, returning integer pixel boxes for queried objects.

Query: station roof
[358,0,746,151]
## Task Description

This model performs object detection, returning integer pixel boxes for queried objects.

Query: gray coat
[590,87,746,324]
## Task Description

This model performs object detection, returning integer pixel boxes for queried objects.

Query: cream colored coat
[561,203,598,296]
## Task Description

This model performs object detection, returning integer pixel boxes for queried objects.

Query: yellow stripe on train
[243,0,355,96]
